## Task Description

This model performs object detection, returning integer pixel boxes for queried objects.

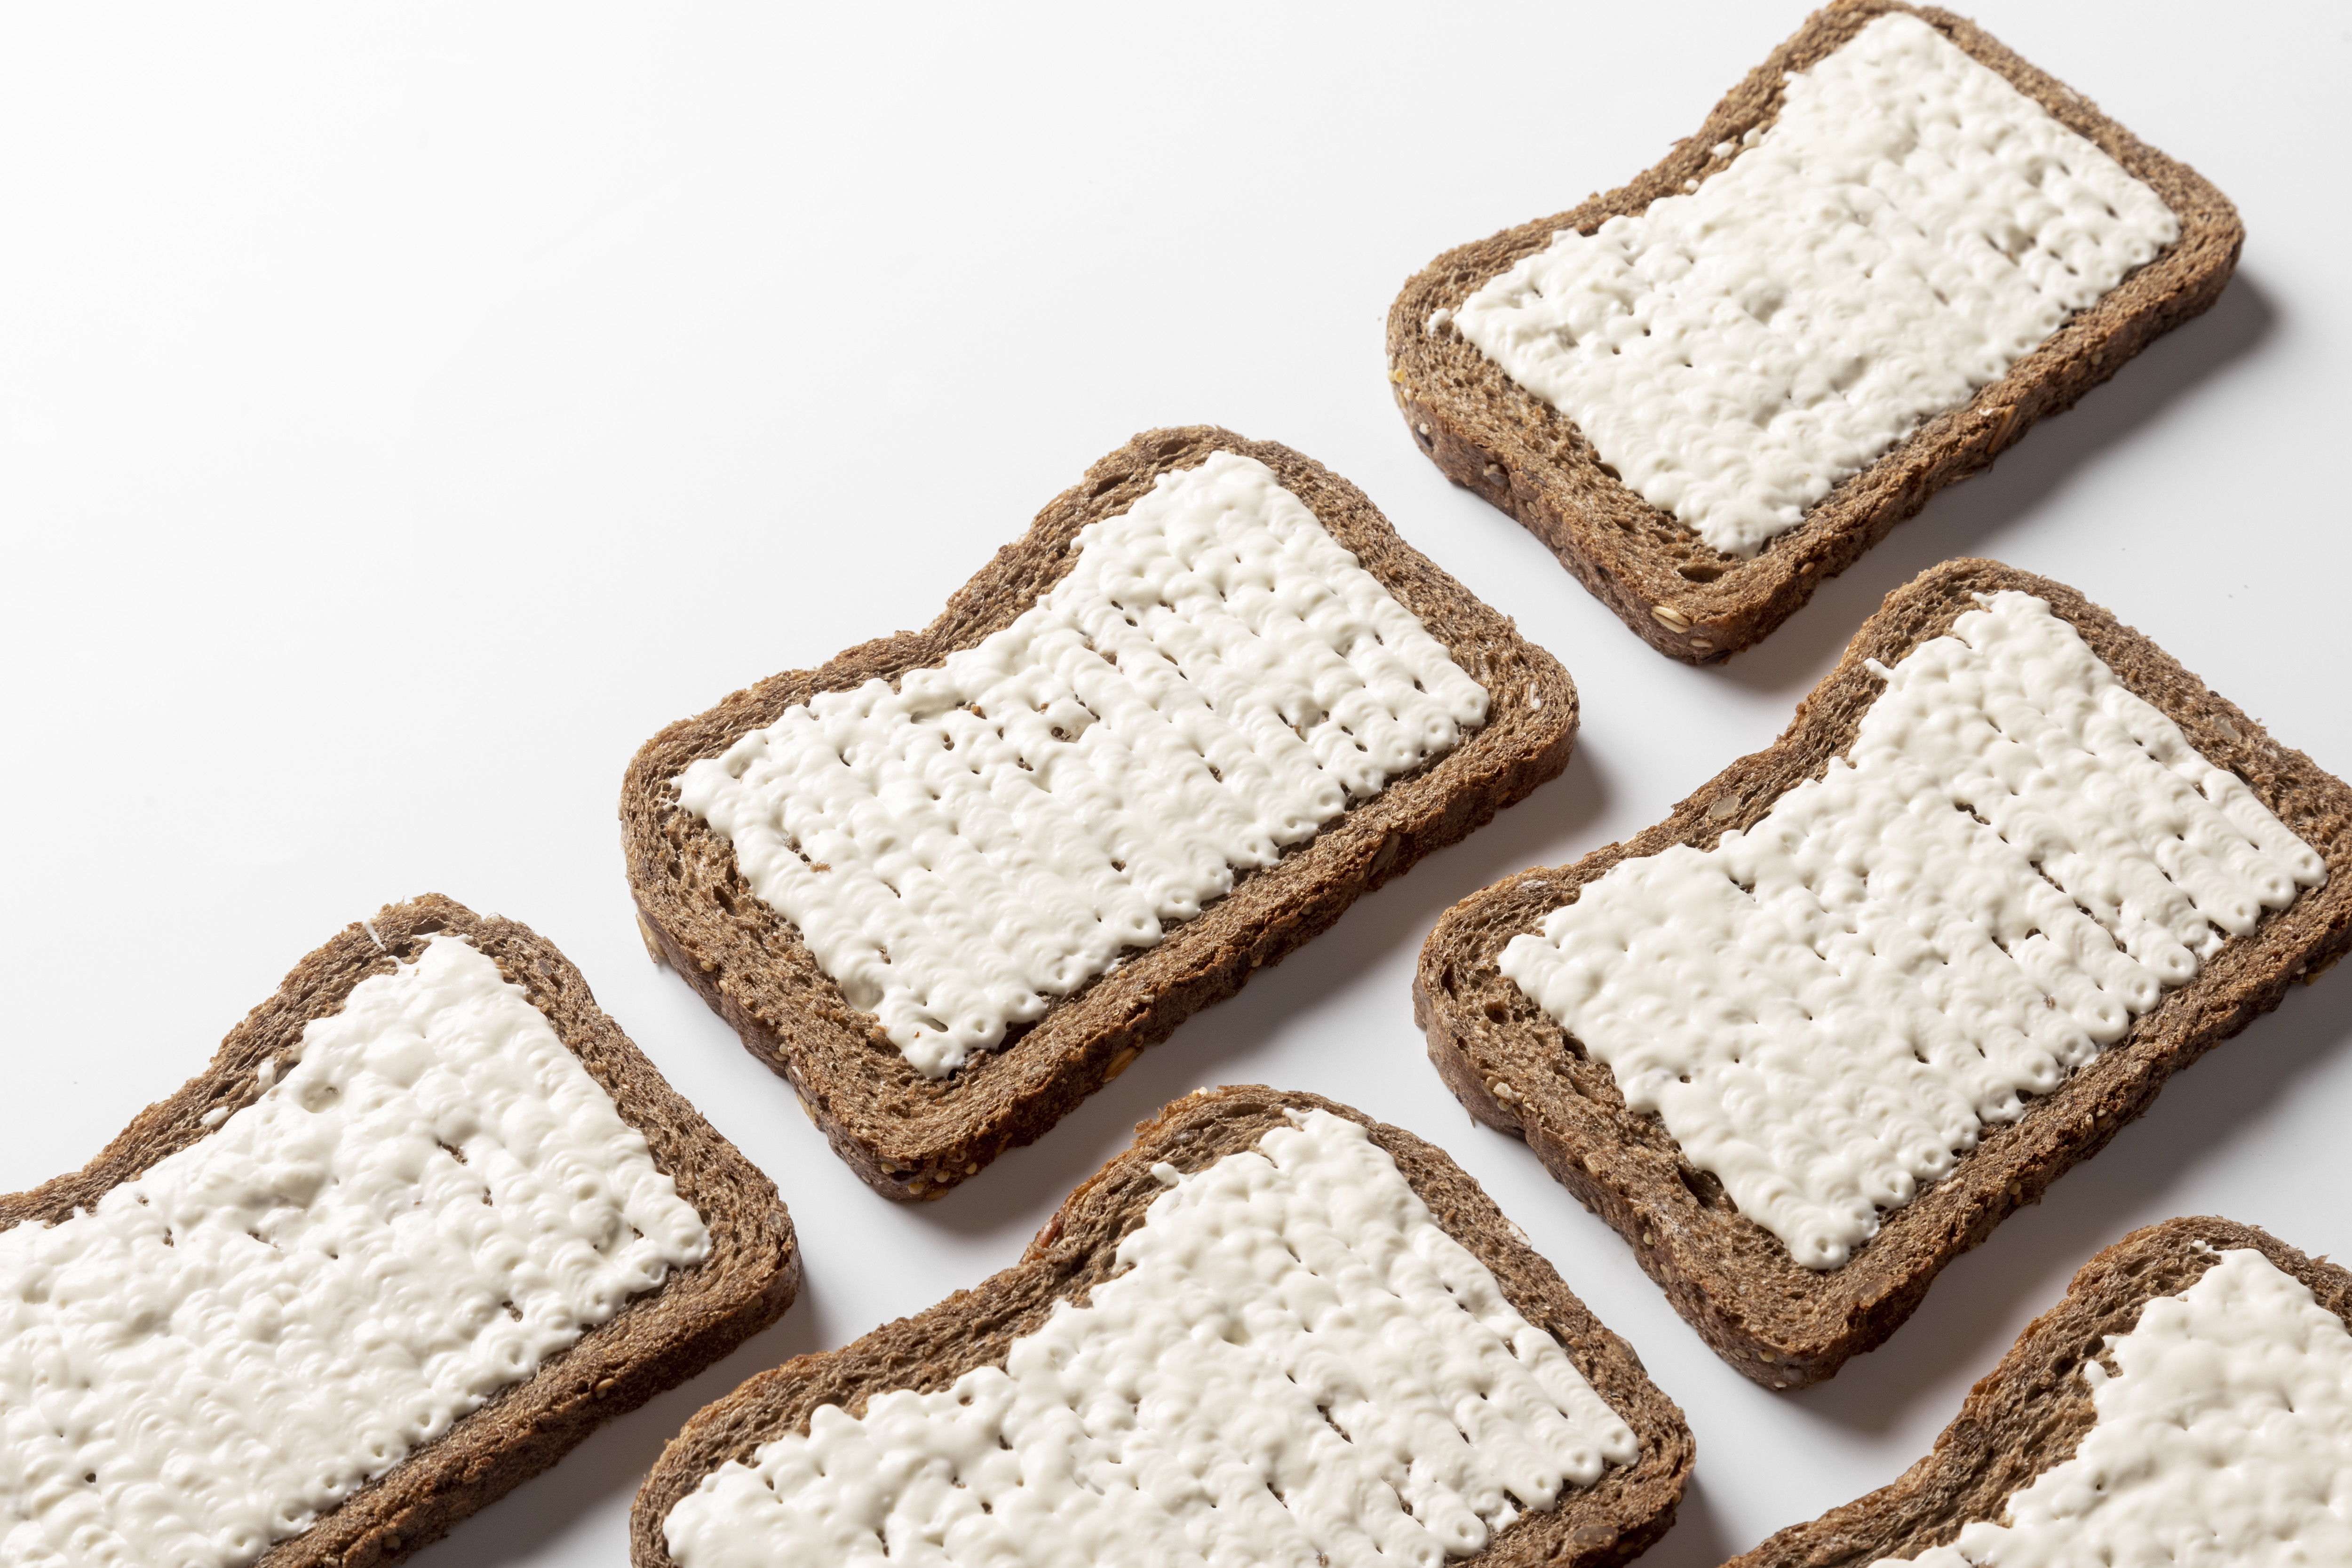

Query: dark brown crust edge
[0,894,803,1568]
[1728,1216,2352,1565]
[1413,559,2352,1388]
[1386,0,2245,663]
[622,426,1580,1201]
[628,1086,1694,1568]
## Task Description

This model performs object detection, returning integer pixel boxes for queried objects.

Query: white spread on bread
[1889,1247,2352,1567]
[1451,12,2178,557]
[677,452,1489,1077]
[661,1108,1637,1568]
[0,937,710,1568]
[1499,593,2322,1269]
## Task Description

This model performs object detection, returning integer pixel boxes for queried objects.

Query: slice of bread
[622,426,1578,1200]
[1726,1215,2352,1566]
[1387,0,2242,663]
[0,894,800,1568]
[630,1086,1693,1568]
[1415,560,2352,1388]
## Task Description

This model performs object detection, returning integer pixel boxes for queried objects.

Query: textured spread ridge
[631,1088,1692,1568]
[0,896,799,1568]
[1497,591,2320,1269]
[1387,0,2243,661]
[624,429,1579,1199]
[1724,1218,2352,1567]
[1414,562,2352,1388]
[1451,12,2175,557]
[662,1110,1636,1568]
[676,452,1487,1077]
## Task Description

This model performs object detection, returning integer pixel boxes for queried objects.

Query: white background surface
[3,3,2347,1563]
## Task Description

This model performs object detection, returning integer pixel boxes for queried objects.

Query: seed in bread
[625,428,1578,1199]
[631,1087,1692,1568]
[1416,561,2352,1387]
[1389,1,2243,661]
[0,896,800,1568]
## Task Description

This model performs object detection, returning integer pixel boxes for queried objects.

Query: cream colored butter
[0,937,709,1568]
[1499,593,2322,1268]
[1890,1247,2352,1567]
[661,1109,1637,1568]
[1452,13,2178,557]
[677,452,1489,1077]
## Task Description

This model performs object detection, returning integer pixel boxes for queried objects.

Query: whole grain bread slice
[1725,1215,2351,1566]
[1414,560,2352,1389]
[1387,0,2243,663]
[630,1085,1693,1568]
[622,426,1578,1201]
[0,894,801,1568]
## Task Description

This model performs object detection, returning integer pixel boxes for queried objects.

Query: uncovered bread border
[623,426,1579,1200]
[1386,0,2243,663]
[1414,560,2352,1388]
[0,893,802,1568]
[630,1086,1694,1568]
[1725,1215,2352,1566]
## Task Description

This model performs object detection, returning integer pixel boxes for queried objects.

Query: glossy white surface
[677,452,1484,1076]
[663,1110,1635,1568]
[0,938,706,1568]
[1501,592,2321,1267]
[1453,14,2176,557]
[1,5,2345,1566]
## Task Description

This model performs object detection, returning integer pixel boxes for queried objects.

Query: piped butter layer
[1891,1247,2352,1567]
[677,451,1489,1077]
[1450,13,2178,557]
[1500,593,2322,1269]
[662,1109,1637,1568]
[0,937,709,1568]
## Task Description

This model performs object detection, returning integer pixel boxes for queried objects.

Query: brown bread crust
[1386,0,2244,663]
[0,894,802,1568]
[622,427,1579,1200]
[629,1086,1693,1568]
[1414,560,2352,1388]
[1727,1216,2352,1565]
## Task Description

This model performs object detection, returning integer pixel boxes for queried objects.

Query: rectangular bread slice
[0,894,800,1568]
[1726,1215,2352,1566]
[1414,559,2352,1388]
[621,426,1578,1200]
[629,1086,1693,1568]
[1387,0,2241,663]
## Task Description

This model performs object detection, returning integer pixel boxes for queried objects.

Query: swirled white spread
[1889,1247,2352,1567]
[1450,12,2179,557]
[1500,593,2323,1269]
[677,451,1489,1077]
[662,1108,1637,1568]
[0,936,709,1568]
